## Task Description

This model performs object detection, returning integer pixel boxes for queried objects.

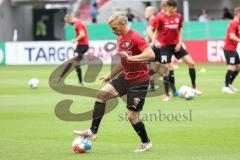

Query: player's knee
[96,91,108,102]
[127,113,139,124]
[68,59,74,64]
[227,65,236,71]
[75,55,83,61]
[236,65,240,71]
[188,62,195,68]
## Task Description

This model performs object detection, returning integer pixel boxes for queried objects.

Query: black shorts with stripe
[224,50,240,65]
[109,74,149,112]
[152,45,188,64]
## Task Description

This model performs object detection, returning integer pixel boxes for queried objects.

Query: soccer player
[222,7,240,93]
[151,0,202,101]
[59,15,89,84]
[145,2,177,101]
[73,12,155,152]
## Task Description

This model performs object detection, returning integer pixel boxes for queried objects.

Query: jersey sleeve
[75,21,83,31]
[228,21,238,34]
[151,16,158,29]
[151,16,162,30]
[134,33,149,52]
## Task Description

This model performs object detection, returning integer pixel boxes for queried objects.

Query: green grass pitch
[0,64,240,160]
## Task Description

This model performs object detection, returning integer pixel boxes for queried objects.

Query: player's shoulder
[156,11,165,18]
[130,30,144,39]
[229,20,237,26]
[75,19,85,26]
[227,20,238,29]
[174,12,183,18]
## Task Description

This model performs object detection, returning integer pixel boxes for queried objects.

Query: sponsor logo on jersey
[120,41,133,50]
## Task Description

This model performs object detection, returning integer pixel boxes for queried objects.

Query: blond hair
[107,11,128,26]
[161,0,168,9]
[234,7,240,15]
[145,6,157,18]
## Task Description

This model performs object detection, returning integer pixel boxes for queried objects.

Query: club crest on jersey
[120,41,133,50]
[133,98,140,106]
[175,18,180,23]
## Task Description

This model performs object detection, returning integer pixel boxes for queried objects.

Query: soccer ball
[72,136,92,153]
[178,86,195,100]
[28,78,40,89]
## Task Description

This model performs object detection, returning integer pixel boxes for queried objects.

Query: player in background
[73,12,155,152]
[222,7,240,93]
[59,15,89,84]
[145,6,157,91]
[151,0,202,101]
[145,1,177,101]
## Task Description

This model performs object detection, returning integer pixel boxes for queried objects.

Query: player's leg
[73,58,83,84]
[127,82,152,152]
[178,47,203,95]
[59,45,88,83]
[162,63,171,101]
[73,45,89,84]
[148,46,160,76]
[160,46,174,101]
[128,110,152,152]
[73,74,126,139]
[183,55,203,95]
[59,58,74,80]
[223,64,236,93]
[229,53,240,92]
[230,65,240,84]
[147,62,156,91]
[168,63,178,96]
[181,55,196,87]
[73,83,119,140]
[222,50,237,93]
[149,62,161,75]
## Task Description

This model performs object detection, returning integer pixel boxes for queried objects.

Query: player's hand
[100,74,111,84]
[175,43,181,52]
[154,41,161,48]
[71,39,77,44]
[119,51,129,60]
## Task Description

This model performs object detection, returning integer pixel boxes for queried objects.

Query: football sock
[75,66,82,83]
[225,70,234,87]
[163,76,170,96]
[60,63,72,78]
[169,70,176,93]
[90,101,106,134]
[132,121,150,143]
[230,71,239,84]
[189,68,196,88]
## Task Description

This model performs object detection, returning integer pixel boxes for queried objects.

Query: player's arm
[149,17,160,47]
[175,16,184,52]
[72,29,85,43]
[120,47,155,62]
[109,63,123,78]
[175,29,183,52]
[100,63,122,83]
[229,33,240,42]
[147,26,155,40]
[150,30,158,46]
